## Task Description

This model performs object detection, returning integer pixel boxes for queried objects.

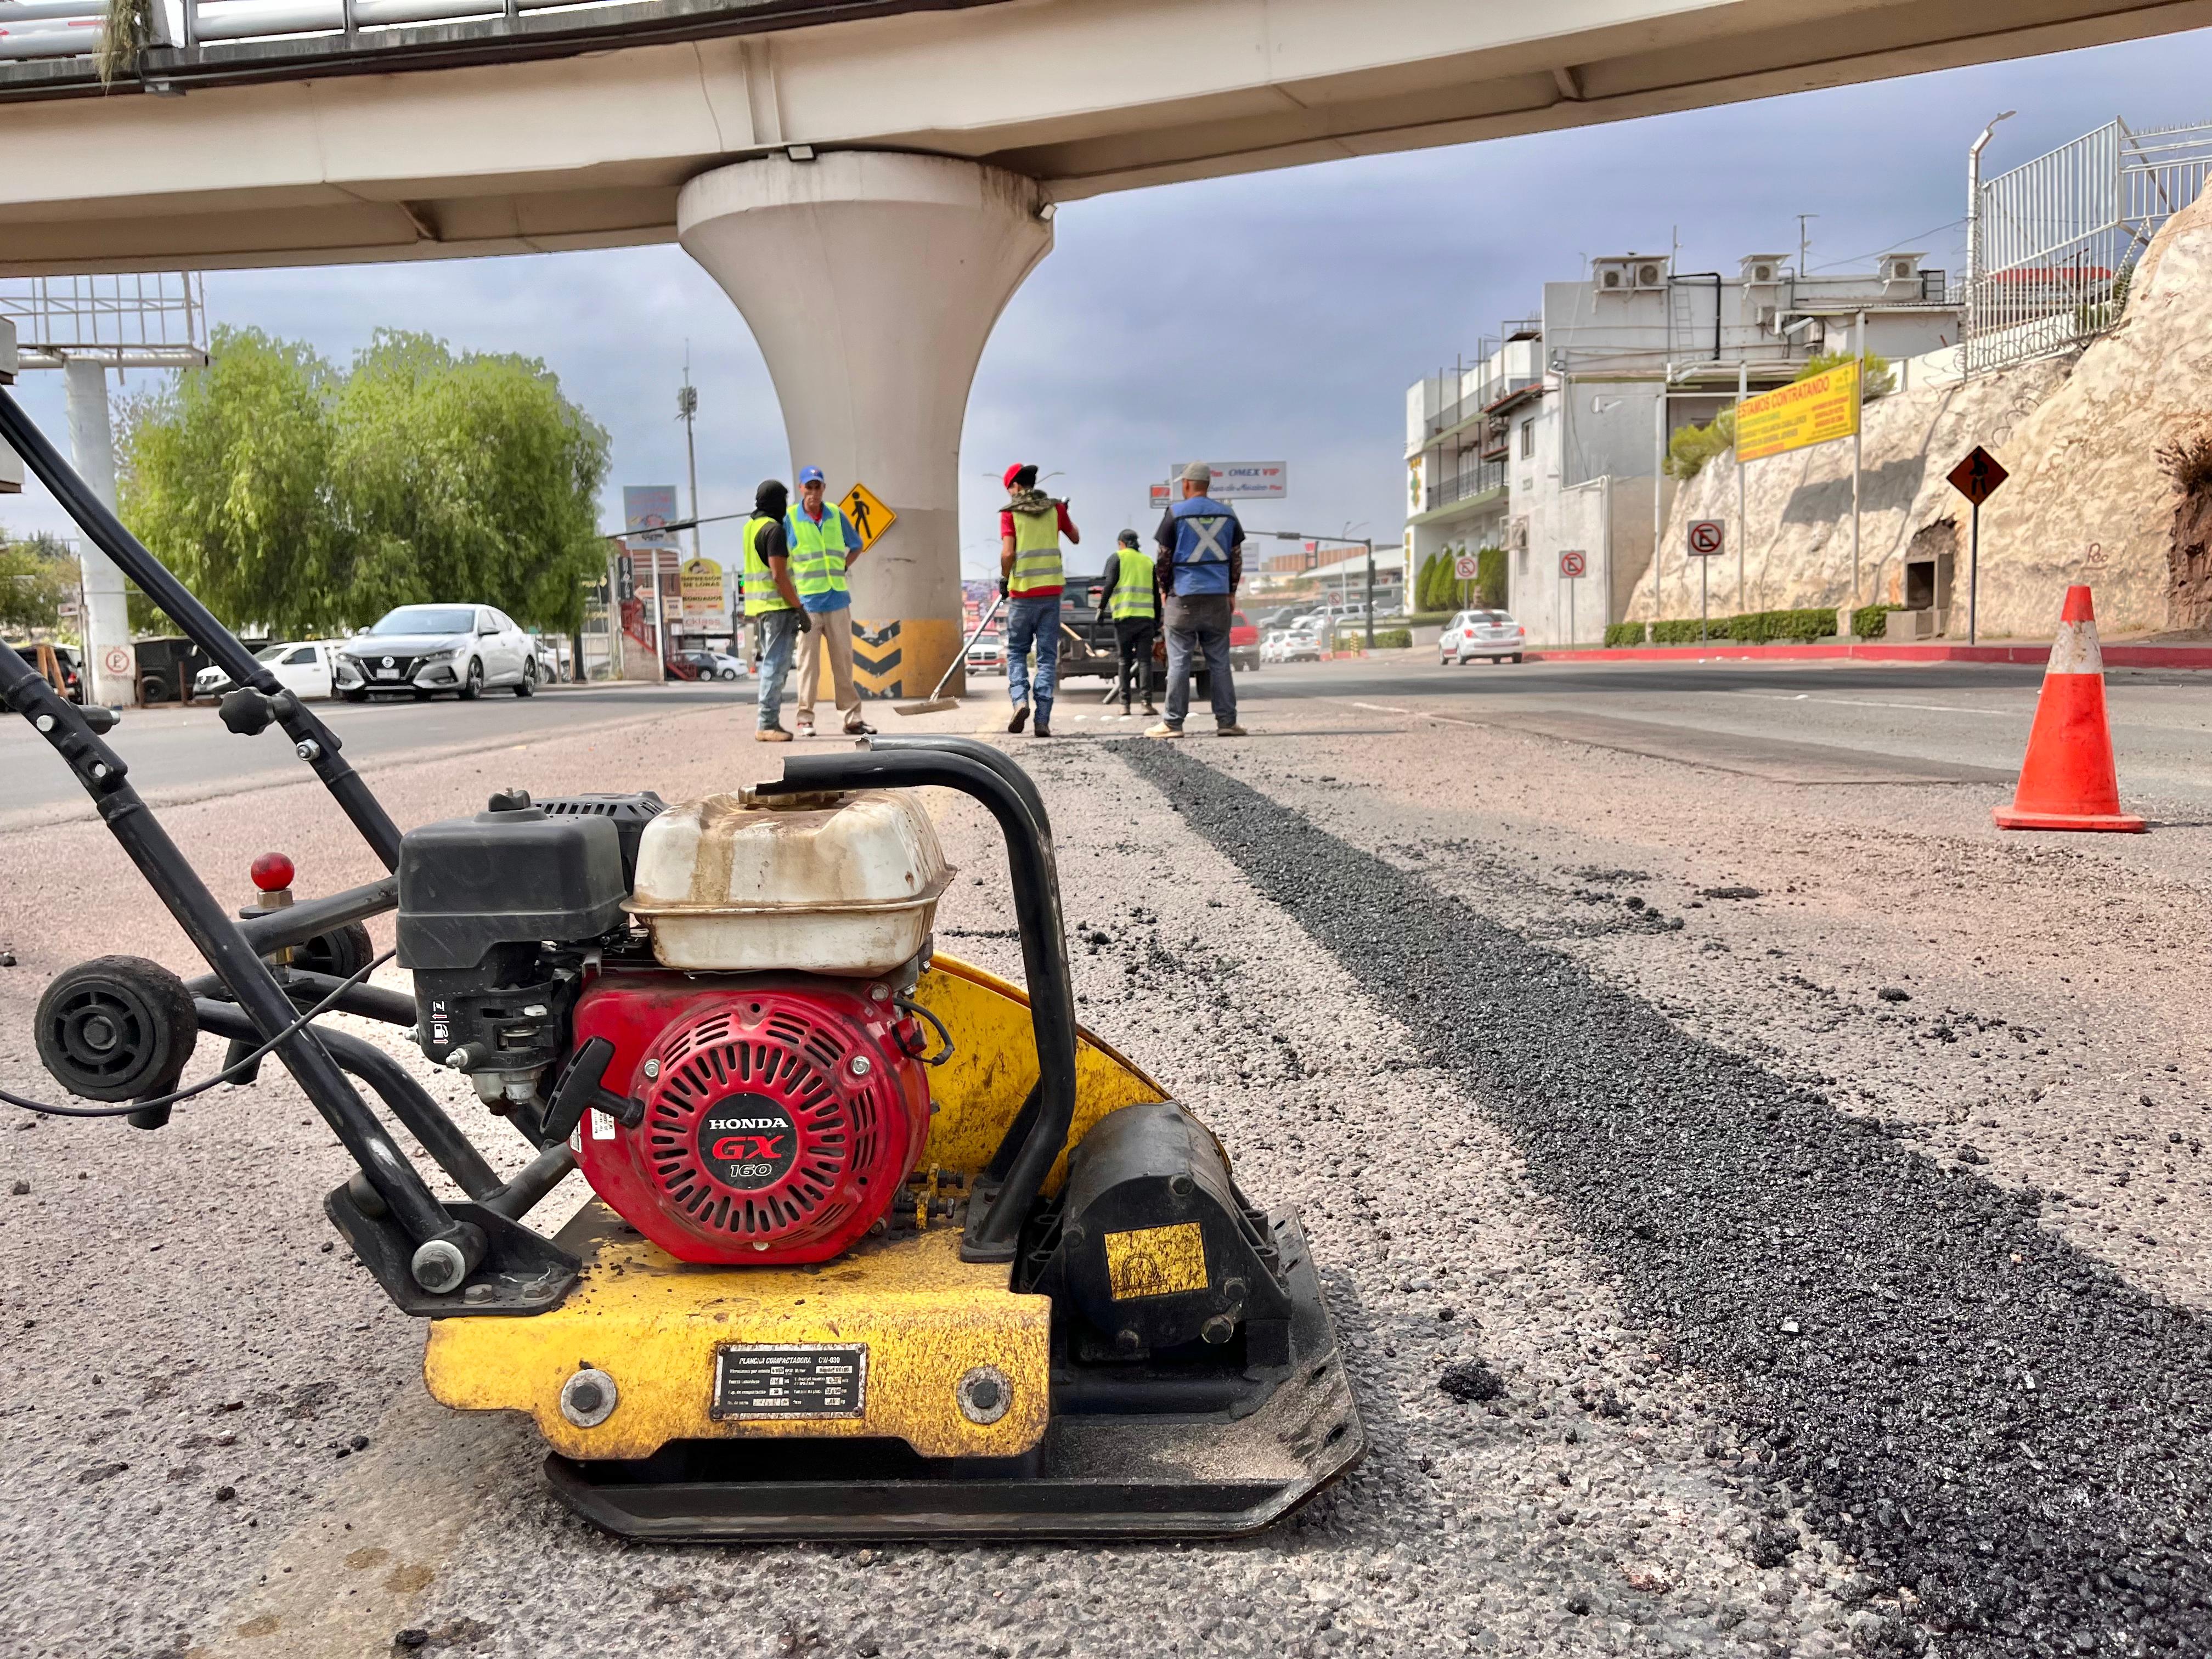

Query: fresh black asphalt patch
[1119,740,2212,1658]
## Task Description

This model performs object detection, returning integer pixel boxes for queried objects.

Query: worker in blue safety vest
[785,465,874,738]
[1147,462,1245,738]
[1097,528,1160,719]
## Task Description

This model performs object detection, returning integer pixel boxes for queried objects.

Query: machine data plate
[711,1344,868,1420]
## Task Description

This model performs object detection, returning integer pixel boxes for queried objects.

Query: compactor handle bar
[759,740,1073,1259]
[0,385,403,870]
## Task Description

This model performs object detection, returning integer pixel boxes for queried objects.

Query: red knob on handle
[250,852,296,893]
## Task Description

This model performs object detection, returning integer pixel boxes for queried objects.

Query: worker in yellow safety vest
[742,477,809,742]
[997,460,1080,737]
[785,464,874,737]
[1098,528,1160,718]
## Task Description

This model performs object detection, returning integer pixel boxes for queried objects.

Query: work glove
[796,609,813,634]
[998,578,1009,599]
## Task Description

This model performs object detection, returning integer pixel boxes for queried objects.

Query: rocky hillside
[1633,181,2212,638]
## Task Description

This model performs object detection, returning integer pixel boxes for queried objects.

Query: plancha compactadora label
[696,1093,799,1191]
[712,1344,869,1419]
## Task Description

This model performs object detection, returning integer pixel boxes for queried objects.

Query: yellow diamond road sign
[840,481,896,551]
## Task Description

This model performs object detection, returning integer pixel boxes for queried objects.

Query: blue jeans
[754,609,800,729]
[1006,595,1061,714]
[1163,593,1235,729]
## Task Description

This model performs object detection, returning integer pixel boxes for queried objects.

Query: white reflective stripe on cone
[2046,620,2103,676]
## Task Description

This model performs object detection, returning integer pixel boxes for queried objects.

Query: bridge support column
[679,153,1053,702]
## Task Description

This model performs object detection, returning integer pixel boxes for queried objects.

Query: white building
[1404,251,1962,646]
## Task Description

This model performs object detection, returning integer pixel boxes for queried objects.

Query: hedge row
[1852,603,1900,639]
[1607,607,1841,647]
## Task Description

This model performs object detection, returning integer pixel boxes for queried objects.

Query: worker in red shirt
[998,461,1080,737]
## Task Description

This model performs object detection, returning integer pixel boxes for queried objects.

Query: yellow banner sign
[839,481,897,551]
[679,557,726,628]
[1735,360,1860,464]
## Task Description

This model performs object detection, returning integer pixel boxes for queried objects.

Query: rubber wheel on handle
[35,955,199,1103]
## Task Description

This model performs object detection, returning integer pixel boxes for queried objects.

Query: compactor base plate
[544,1214,1363,1541]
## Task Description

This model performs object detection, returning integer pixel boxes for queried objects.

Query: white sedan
[194,640,343,701]
[1439,609,1526,664]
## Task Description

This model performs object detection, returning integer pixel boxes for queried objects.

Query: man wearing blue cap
[786,465,874,737]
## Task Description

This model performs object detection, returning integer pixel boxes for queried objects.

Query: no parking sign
[1686,520,1725,558]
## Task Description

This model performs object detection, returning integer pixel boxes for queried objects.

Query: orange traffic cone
[1993,585,2146,833]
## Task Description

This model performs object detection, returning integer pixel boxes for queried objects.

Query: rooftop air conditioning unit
[1634,259,1667,289]
[1593,258,1632,293]
[1883,251,1926,288]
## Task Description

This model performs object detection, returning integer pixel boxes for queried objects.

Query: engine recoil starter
[571,974,931,1264]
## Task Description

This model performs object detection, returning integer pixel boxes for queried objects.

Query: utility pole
[1795,213,1818,276]
[1736,360,1748,613]
[676,354,702,561]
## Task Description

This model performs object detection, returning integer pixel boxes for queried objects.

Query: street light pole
[1364,538,1375,650]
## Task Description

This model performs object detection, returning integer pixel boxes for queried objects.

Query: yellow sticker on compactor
[1103,1222,1209,1300]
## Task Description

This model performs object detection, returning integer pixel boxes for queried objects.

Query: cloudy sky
[8,26,2212,579]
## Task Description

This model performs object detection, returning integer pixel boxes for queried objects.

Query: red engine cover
[569,972,932,1264]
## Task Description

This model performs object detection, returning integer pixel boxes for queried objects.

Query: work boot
[1216,723,1247,737]
[1007,703,1030,734]
[1145,722,1184,739]
[755,726,793,743]
[1142,702,1158,716]
[1033,708,1053,738]
[843,716,877,736]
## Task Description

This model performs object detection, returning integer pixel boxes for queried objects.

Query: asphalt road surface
[2,653,2208,1659]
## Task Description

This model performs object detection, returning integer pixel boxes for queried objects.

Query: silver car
[336,604,540,702]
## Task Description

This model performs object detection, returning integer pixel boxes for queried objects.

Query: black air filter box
[397,798,628,973]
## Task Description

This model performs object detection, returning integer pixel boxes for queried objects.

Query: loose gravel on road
[1119,737,2212,1658]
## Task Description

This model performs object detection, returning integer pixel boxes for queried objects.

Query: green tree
[1475,545,1507,609]
[1796,348,1894,398]
[118,325,611,638]
[1665,407,1736,481]
[0,531,78,634]
[331,331,610,633]
[118,326,346,637]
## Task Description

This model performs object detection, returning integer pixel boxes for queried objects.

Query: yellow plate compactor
[0,385,1363,1538]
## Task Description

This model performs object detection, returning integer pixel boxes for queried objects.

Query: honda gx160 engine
[396,786,951,1263]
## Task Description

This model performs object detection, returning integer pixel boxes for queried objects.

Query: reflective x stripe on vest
[1170,495,1235,596]
[1010,507,1063,596]
[1109,548,1157,620]
[785,507,851,600]
[742,515,792,616]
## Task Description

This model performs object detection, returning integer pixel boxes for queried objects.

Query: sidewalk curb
[1530,642,2212,669]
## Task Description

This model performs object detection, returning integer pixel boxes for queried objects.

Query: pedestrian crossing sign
[840,481,896,551]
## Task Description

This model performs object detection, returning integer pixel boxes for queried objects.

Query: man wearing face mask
[742,478,808,742]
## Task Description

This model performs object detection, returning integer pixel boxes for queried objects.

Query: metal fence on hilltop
[1966,117,2212,375]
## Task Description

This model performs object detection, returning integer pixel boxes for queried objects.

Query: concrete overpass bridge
[5,0,2210,698]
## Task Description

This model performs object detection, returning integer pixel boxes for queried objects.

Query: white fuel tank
[625,788,953,975]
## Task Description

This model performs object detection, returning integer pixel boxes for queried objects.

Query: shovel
[895,591,1006,715]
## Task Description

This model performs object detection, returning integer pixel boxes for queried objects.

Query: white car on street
[194,640,345,702]
[1439,608,1527,664]
[1262,619,1325,665]
[336,604,541,701]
